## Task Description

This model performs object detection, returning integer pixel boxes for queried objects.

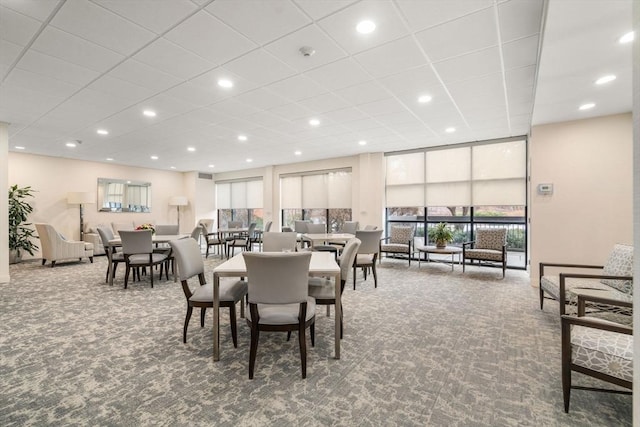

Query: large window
[216,178,263,229]
[385,138,527,269]
[281,169,352,232]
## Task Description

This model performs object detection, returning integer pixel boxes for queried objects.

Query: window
[216,178,263,229]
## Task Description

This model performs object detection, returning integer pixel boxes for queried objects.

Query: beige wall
[529,113,633,285]
[0,123,8,283]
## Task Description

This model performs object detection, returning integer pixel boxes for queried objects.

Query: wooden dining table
[212,251,341,362]
[302,232,355,248]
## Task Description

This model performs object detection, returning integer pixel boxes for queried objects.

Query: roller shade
[216,179,263,209]
[281,170,352,209]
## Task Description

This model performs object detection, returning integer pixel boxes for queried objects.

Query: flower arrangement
[136,223,156,234]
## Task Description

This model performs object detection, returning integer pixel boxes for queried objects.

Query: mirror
[97,178,152,213]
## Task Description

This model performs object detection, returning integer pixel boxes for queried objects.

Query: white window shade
[386,152,424,185]
[280,176,302,209]
[472,178,526,205]
[426,147,470,182]
[327,172,351,208]
[386,184,424,207]
[302,174,328,208]
[472,140,526,179]
[246,180,263,208]
[216,183,231,209]
[230,182,247,209]
[426,182,471,206]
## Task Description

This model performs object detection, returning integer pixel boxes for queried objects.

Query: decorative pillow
[390,226,414,244]
[476,229,506,251]
[601,244,633,295]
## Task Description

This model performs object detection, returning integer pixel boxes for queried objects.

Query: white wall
[0,122,8,283]
[529,113,633,285]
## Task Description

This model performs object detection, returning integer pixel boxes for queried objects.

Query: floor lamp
[169,196,188,232]
[67,192,95,241]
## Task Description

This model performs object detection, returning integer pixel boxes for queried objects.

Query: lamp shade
[168,196,188,206]
[67,192,95,204]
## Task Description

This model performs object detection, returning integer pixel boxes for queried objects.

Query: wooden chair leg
[229,303,238,348]
[184,306,193,343]
[299,323,307,379]
[249,325,259,379]
[372,264,378,288]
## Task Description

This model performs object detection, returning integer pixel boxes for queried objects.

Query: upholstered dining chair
[199,222,224,258]
[264,221,273,232]
[353,229,383,289]
[35,223,94,267]
[308,237,361,338]
[189,225,202,241]
[243,251,314,379]
[379,225,415,266]
[170,238,247,346]
[97,226,124,283]
[262,232,297,252]
[227,222,256,258]
[462,228,507,277]
[119,230,169,289]
[155,224,179,235]
[363,224,378,230]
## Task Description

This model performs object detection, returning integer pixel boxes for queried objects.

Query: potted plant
[428,222,453,249]
[8,185,38,263]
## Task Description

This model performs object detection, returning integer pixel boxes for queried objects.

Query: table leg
[450,253,454,271]
[108,246,114,286]
[334,271,341,359]
[213,273,220,361]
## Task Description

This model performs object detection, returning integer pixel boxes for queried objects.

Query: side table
[415,245,462,271]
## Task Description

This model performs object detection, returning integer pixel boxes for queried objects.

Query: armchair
[462,228,507,277]
[35,223,94,267]
[379,225,414,266]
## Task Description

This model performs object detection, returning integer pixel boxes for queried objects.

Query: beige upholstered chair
[539,244,634,315]
[199,222,224,258]
[111,221,135,236]
[561,292,632,412]
[119,230,168,289]
[340,221,359,234]
[262,232,297,252]
[155,224,179,235]
[170,238,247,346]
[353,229,383,289]
[189,225,202,241]
[363,224,378,230]
[227,222,256,258]
[97,226,124,283]
[243,251,314,379]
[462,228,507,277]
[379,225,415,266]
[308,237,361,338]
[35,223,94,267]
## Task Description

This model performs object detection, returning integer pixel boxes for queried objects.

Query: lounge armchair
[35,223,94,267]
[462,228,507,277]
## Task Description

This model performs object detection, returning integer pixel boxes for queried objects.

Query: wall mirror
[97,178,152,213]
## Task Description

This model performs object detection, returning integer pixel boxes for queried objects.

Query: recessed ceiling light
[143,110,156,117]
[187,147,196,152]
[238,135,248,141]
[294,151,302,156]
[445,127,456,133]
[579,103,595,110]
[106,158,113,161]
[65,142,76,148]
[246,158,253,163]
[97,129,109,135]
[356,20,376,34]
[309,118,320,126]
[170,166,176,170]
[619,31,634,44]
[15,146,25,150]
[150,155,159,160]
[595,75,616,85]
[208,164,215,168]
[418,95,432,103]
[358,140,367,146]
[218,79,233,88]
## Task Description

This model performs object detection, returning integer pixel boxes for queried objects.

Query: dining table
[302,232,355,248]
[212,251,341,362]
[107,234,189,286]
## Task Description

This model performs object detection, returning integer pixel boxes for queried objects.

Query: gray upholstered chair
[170,238,247,346]
[539,244,634,315]
[189,225,202,241]
[97,226,124,283]
[262,232,297,252]
[199,222,224,258]
[119,230,168,289]
[341,221,359,234]
[379,225,415,266]
[363,224,378,230]
[111,221,135,236]
[243,251,314,379]
[462,228,507,277]
[353,229,383,289]
[35,223,94,267]
[155,224,179,235]
[306,223,326,234]
[561,292,632,412]
[308,237,361,338]
[264,221,273,232]
[227,222,256,258]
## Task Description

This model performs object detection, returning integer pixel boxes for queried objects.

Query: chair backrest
[390,226,415,244]
[119,230,153,255]
[247,222,257,235]
[341,221,359,234]
[35,223,55,258]
[190,225,202,241]
[363,224,378,230]
[475,228,507,251]
[155,224,179,235]
[111,222,134,236]
[294,220,309,233]
[262,232,297,252]
[264,221,273,232]
[355,229,383,254]
[169,237,204,281]
[228,221,243,229]
[243,252,311,304]
[339,238,361,282]
[601,244,634,294]
[282,226,293,232]
[96,226,116,248]
[198,219,214,232]
[306,223,326,233]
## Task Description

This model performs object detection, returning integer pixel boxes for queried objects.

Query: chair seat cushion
[540,275,616,301]
[308,277,335,300]
[111,252,125,261]
[248,297,316,325]
[571,318,633,383]
[128,253,167,265]
[464,248,503,261]
[189,280,247,303]
[380,243,409,253]
[355,253,374,265]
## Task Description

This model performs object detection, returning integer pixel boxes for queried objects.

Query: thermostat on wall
[537,183,553,195]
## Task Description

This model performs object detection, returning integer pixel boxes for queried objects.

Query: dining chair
[353,229,383,289]
[264,221,273,232]
[262,232,298,252]
[243,251,314,379]
[189,225,202,241]
[227,222,256,259]
[97,226,124,283]
[363,225,378,230]
[155,224,179,235]
[308,237,361,338]
[170,238,247,346]
[341,221,359,234]
[119,230,169,289]
[199,221,224,258]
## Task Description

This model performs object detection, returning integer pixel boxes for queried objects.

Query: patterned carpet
[0,254,632,426]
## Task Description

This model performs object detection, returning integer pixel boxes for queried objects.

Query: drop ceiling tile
[357,97,406,117]
[234,88,290,111]
[502,34,539,69]
[264,24,347,72]
[293,0,357,20]
[165,10,256,65]
[415,7,498,62]
[188,67,259,95]
[225,49,297,86]
[397,0,493,31]
[0,85,65,124]
[317,0,409,55]
[107,59,182,92]
[50,0,156,55]
[296,93,350,114]
[434,46,502,84]
[268,102,315,121]
[163,81,230,107]
[208,98,262,118]
[206,0,311,44]
[133,38,215,80]
[447,73,505,103]
[323,106,369,123]
[94,0,198,34]
[87,75,154,106]
[0,5,42,46]
[498,0,544,42]
[265,74,327,102]
[1,0,61,21]
[16,49,99,87]
[244,111,290,129]
[305,57,371,91]
[4,67,80,98]
[333,80,389,105]
[354,36,427,78]
[31,26,125,72]
[0,39,23,68]
[341,117,383,132]
[139,93,199,118]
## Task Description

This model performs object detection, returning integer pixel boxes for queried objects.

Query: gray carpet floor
[0,254,632,426]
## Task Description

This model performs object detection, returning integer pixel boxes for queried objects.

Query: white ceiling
[0,0,632,174]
